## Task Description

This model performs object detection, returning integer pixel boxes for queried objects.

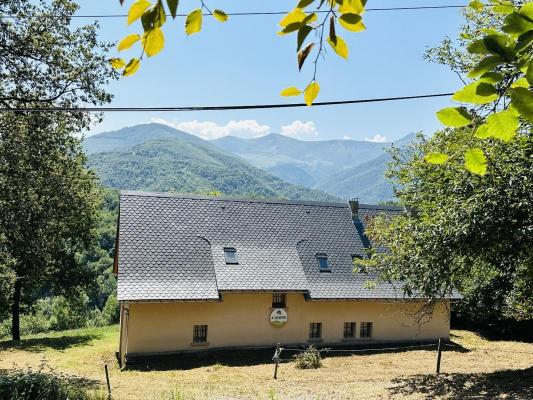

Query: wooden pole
[435,338,442,375]
[273,343,281,379]
[105,364,112,399]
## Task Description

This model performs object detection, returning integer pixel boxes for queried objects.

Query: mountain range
[85,123,412,203]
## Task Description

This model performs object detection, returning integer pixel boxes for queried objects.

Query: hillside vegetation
[88,137,338,201]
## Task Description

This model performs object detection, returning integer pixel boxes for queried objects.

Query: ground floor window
[343,322,356,339]
[360,322,373,338]
[272,293,286,308]
[193,325,208,343]
[309,322,322,339]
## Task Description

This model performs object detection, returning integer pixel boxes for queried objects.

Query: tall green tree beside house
[358,2,533,323]
[0,0,116,340]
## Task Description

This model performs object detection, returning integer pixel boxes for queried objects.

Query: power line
[0,92,454,113]
[0,4,469,19]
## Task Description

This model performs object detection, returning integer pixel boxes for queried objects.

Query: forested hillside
[88,138,338,201]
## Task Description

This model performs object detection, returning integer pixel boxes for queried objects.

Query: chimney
[348,198,359,215]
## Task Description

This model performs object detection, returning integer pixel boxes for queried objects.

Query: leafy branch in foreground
[112,0,368,105]
[426,0,532,175]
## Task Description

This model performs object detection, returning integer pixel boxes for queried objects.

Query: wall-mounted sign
[270,308,288,327]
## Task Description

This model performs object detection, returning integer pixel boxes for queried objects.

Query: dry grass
[0,326,532,399]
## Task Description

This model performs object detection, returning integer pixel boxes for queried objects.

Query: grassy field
[0,325,532,399]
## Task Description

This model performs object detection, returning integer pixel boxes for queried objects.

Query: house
[114,191,451,364]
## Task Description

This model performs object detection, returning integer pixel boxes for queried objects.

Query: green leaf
[424,153,449,164]
[327,35,349,59]
[279,22,302,35]
[339,13,365,32]
[526,60,533,85]
[474,124,490,139]
[166,0,179,19]
[297,25,313,51]
[515,31,533,52]
[118,34,141,51]
[502,12,533,36]
[483,110,518,142]
[436,107,473,127]
[297,0,316,8]
[478,72,504,84]
[519,2,533,21]
[279,8,306,27]
[483,35,515,61]
[213,9,229,22]
[464,148,487,175]
[510,87,533,122]
[468,0,484,11]
[452,82,498,105]
[128,0,151,25]
[493,2,514,15]
[510,77,529,88]
[304,81,320,106]
[109,58,126,70]
[141,2,166,31]
[185,9,202,35]
[298,42,314,71]
[280,87,301,96]
[467,56,502,78]
[142,28,164,57]
[123,58,141,77]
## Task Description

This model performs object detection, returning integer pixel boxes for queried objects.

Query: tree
[357,1,532,323]
[0,0,116,340]
[359,129,532,322]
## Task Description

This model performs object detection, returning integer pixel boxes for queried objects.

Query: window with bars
[193,325,208,343]
[309,322,322,339]
[272,293,286,308]
[360,322,373,338]
[343,322,356,339]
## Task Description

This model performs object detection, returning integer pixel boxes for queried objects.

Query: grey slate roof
[116,191,407,301]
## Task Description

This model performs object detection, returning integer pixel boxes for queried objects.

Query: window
[316,254,330,272]
[360,322,373,338]
[343,322,356,339]
[309,322,322,339]
[272,293,286,308]
[193,325,208,343]
[224,247,238,264]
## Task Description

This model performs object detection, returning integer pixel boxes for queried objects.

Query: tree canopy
[0,0,116,340]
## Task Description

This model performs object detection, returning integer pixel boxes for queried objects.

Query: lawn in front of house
[0,325,532,399]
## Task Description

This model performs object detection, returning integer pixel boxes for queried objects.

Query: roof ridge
[120,190,349,208]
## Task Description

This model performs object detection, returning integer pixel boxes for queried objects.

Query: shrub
[102,294,119,324]
[0,365,106,400]
[293,346,322,369]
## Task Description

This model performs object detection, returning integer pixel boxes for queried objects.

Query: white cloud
[364,134,388,143]
[150,117,270,140]
[280,120,319,140]
[343,135,352,140]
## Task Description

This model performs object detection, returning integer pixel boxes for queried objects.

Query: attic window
[224,247,238,264]
[316,254,330,272]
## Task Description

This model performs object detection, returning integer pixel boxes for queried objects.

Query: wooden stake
[273,343,281,379]
[436,338,442,375]
[105,364,112,399]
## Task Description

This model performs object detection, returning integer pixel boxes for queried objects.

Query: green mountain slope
[84,123,203,154]
[315,153,394,203]
[211,133,387,186]
[88,138,339,201]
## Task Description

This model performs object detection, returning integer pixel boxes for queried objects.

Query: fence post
[104,364,112,399]
[273,343,281,379]
[435,338,442,375]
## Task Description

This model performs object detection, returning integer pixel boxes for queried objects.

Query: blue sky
[79,0,466,142]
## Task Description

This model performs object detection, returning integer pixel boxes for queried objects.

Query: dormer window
[316,253,330,272]
[224,247,238,264]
